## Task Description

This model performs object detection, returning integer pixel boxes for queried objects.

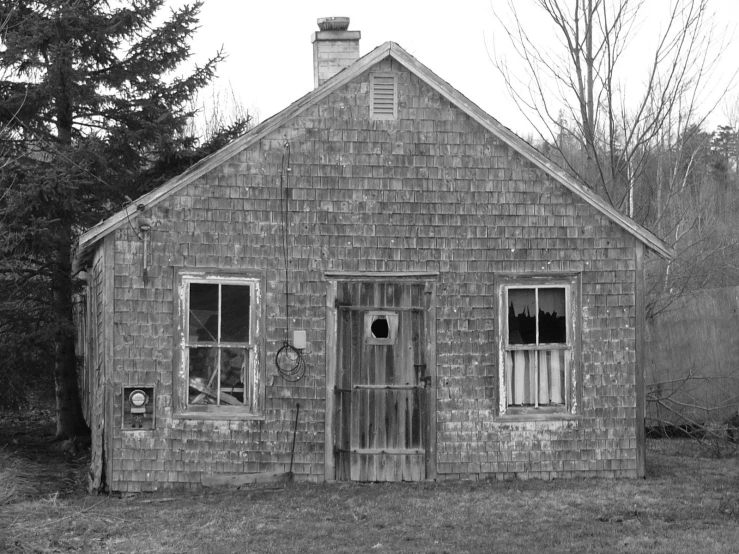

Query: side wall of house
[107,58,640,491]
[78,243,107,490]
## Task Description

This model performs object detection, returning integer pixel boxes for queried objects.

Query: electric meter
[128,389,149,428]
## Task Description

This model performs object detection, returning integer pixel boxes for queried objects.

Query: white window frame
[174,269,264,419]
[497,274,580,418]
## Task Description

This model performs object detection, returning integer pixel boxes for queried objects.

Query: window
[497,275,579,416]
[175,271,263,417]
[370,73,397,120]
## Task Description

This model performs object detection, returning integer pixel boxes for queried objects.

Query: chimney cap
[317,17,350,31]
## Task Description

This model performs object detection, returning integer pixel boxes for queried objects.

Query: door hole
[364,311,398,345]
[371,317,389,339]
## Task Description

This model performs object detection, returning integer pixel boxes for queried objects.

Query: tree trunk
[52,228,89,439]
[50,27,88,440]
[55,327,88,439]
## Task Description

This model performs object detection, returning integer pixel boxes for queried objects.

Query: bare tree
[490,0,738,308]
[647,369,739,457]
[491,0,730,208]
[491,0,739,448]
[185,83,257,147]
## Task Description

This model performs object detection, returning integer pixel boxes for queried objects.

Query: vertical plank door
[335,281,429,481]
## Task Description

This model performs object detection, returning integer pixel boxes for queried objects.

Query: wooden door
[334,281,432,481]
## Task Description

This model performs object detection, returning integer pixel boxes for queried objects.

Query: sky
[170,0,739,138]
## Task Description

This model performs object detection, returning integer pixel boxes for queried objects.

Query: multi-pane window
[176,272,262,417]
[498,276,578,416]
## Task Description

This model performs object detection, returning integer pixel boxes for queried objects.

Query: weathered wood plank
[338,306,352,480]
[373,285,386,482]
[338,448,424,455]
[102,233,114,489]
[202,472,292,487]
[376,452,387,482]
[87,250,103,492]
[331,306,423,312]
[324,271,441,280]
[349,289,362,481]
[396,370,407,453]
[411,310,422,449]
[635,242,646,478]
[425,280,437,480]
[411,387,421,449]
[401,453,411,481]
[399,291,412,454]
[351,384,424,390]
[386,284,400,481]
[368,286,379,462]
[325,280,337,481]
[359,283,370,453]
[371,305,381,485]
[358,453,368,482]
[339,284,355,481]
[411,306,424,482]
[188,379,241,405]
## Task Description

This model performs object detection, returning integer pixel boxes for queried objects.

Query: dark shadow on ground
[0,407,90,499]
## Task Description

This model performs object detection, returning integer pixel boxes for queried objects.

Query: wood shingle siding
[73,40,671,490]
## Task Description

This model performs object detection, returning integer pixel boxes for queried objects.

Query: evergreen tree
[711,126,738,174]
[0,1,249,436]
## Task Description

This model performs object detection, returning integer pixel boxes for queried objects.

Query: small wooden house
[73,19,674,492]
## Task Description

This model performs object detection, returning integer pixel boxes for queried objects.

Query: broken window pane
[220,348,248,405]
[220,285,250,343]
[188,346,217,405]
[189,283,219,343]
[538,288,567,344]
[508,289,535,344]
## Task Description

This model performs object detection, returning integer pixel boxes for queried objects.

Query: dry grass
[1,439,738,553]
[0,446,41,506]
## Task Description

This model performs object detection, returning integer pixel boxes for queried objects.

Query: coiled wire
[275,342,306,381]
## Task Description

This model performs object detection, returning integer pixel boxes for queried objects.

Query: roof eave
[72,43,396,270]
[73,40,674,269]
[385,44,675,260]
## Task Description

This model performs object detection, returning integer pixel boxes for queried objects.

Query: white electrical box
[293,330,307,350]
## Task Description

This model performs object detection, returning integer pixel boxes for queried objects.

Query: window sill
[497,413,580,422]
[173,411,264,422]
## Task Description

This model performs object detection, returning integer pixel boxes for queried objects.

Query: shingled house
[73,18,674,492]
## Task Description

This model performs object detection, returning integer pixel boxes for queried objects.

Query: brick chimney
[312,17,360,88]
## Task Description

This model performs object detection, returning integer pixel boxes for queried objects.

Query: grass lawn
[2,412,738,553]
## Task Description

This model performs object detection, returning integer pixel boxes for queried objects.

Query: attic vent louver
[370,73,397,120]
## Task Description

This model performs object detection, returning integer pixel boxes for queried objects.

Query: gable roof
[73,41,674,271]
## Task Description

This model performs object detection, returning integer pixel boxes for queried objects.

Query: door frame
[324,271,438,481]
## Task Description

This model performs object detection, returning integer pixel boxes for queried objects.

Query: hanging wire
[276,138,305,382]
[280,140,291,342]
